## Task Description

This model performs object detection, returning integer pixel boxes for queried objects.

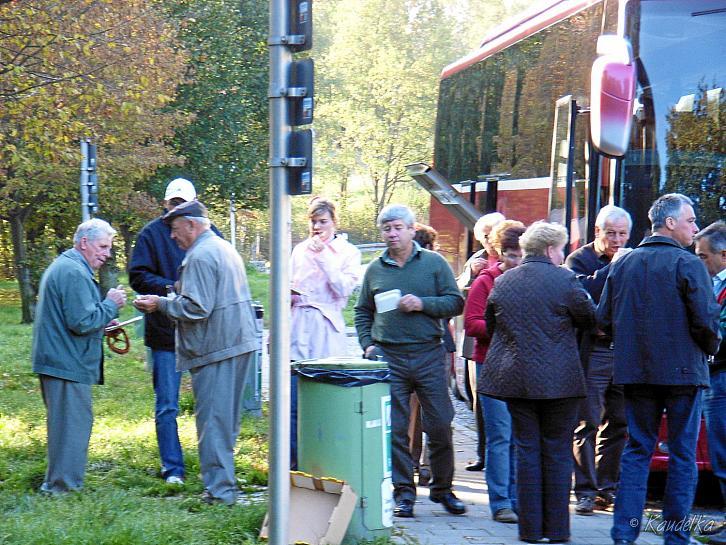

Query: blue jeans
[703,372,726,504]
[612,385,702,545]
[482,395,517,515]
[152,349,184,478]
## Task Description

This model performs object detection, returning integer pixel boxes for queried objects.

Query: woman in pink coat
[290,197,362,360]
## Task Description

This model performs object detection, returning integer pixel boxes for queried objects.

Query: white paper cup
[374,289,401,313]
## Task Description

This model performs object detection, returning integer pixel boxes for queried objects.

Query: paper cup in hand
[374,289,401,313]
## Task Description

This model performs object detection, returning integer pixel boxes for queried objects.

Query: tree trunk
[9,211,35,323]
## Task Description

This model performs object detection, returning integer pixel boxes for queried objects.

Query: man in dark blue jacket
[597,194,721,545]
[129,178,221,485]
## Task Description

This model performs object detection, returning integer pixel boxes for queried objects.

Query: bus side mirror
[590,35,636,157]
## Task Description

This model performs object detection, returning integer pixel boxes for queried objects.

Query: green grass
[0,280,268,545]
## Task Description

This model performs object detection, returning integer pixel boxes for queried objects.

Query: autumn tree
[0,0,188,322]
[158,0,269,209]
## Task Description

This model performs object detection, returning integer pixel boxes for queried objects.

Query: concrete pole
[268,0,292,541]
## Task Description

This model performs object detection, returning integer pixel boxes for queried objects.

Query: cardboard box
[260,471,357,545]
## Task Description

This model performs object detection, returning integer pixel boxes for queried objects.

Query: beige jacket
[158,230,258,371]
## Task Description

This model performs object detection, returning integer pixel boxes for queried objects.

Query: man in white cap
[128,178,219,485]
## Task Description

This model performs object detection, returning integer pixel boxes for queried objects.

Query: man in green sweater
[355,204,465,518]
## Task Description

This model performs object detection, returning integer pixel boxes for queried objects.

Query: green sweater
[355,244,463,349]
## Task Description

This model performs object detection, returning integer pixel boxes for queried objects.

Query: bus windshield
[624,0,725,241]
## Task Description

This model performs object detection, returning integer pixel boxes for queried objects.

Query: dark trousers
[573,345,627,498]
[612,385,702,545]
[507,397,580,542]
[380,343,454,502]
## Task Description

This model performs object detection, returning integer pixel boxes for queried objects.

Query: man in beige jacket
[134,200,258,505]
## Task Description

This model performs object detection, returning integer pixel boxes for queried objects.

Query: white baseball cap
[164,178,197,202]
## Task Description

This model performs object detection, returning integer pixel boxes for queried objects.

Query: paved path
[260,331,721,545]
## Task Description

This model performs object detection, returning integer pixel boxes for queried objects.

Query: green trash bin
[296,357,393,544]
[240,303,264,417]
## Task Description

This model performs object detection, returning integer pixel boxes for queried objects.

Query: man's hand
[106,286,127,308]
[364,345,377,359]
[398,294,423,313]
[470,257,486,276]
[133,294,161,313]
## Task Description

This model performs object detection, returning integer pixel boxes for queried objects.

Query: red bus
[419,0,724,475]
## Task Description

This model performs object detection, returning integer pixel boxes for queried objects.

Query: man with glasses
[566,205,632,515]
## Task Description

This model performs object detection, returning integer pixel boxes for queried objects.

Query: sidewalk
[391,419,668,545]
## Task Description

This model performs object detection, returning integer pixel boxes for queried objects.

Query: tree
[157,0,269,208]
[314,0,464,224]
[0,0,188,322]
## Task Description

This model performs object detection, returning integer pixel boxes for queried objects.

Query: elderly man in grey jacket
[32,218,127,494]
[134,200,258,505]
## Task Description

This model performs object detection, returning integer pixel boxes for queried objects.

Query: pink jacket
[290,235,361,334]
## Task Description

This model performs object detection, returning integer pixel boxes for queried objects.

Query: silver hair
[377,204,416,228]
[520,221,568,257]
[648,193,693,230]
[595,205,632,231]
[73,218,116,244]
[473,212,506,244]
[187,216,211,228]
[694,221,726,252]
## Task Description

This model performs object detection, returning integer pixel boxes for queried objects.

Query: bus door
[548,95,591,254]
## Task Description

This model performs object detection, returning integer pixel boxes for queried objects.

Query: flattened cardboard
[260,471,357,545]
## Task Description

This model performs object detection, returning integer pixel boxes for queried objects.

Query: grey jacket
[478,256,596,400]
[32,249,119,384]
[157,230,257,371]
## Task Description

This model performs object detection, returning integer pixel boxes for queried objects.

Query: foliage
[157,0,269,208]
[0,0,190,320]
[314,0,461,225]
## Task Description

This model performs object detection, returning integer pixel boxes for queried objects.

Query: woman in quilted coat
[479,222,595,544]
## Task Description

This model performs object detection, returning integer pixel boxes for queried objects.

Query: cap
[164,178,197,202]
[162,200,208,224]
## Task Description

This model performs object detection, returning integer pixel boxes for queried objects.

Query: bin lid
[293,356,387,370]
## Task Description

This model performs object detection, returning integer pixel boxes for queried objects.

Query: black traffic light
[287,129,313,195]
[289,59,314,126]
[290,0,312,52]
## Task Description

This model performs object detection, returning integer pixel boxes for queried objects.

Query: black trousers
[507,397,580,542]
[376,343,454,502]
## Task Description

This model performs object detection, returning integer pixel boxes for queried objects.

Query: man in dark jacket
[566,205,631,515]
[129,178,218,485]
[597,194,721,545]
[355,204,465,519]
[694,221,726,545]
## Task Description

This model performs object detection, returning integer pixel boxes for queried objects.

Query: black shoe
[465,460,485,471]
[393,499,414,518]
[613,540,635,545]
[595,491,615,510]
[430,491,466,515]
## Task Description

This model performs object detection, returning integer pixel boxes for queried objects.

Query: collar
[188,228,214,252]
[715,268,726,285]
[522,255,554,266]
[66,248,95,276]
[381,240,421,266]
[638,235,687,249]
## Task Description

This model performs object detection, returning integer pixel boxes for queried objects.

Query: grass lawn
[0,279,267,545]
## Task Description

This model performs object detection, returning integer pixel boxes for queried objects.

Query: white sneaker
[165,476,185,485]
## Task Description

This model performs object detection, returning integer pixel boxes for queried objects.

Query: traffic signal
[285,0,314,195]
[87,143,99,215]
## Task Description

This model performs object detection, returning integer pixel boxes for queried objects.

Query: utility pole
[267,0,313,542]
[79,139,99,222]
